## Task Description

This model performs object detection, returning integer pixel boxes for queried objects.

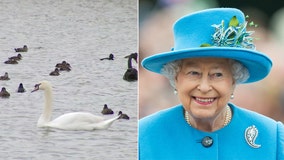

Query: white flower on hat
[202,16,256,50]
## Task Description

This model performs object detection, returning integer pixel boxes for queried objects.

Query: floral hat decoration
[141,8,272,83]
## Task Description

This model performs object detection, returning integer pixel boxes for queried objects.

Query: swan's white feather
[45,112,120,130]
[33,81,120,131]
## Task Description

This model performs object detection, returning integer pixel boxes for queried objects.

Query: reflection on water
[0,0,137,159]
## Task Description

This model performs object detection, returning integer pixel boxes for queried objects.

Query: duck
[49,68,60,76]
[118,111,130,120]
[31,80,122,130]
[100,53,114,60]
[17,83,26,93]
[9,54,22,61]
[123,52,138,81]
[58,65,71,71]
[101,104,114,115]
[0,72,10,80]
[55,61,71,71]
[4,59,18,64]
[55,61,71,68]
[14,45,28,52]
[0,87,10,98]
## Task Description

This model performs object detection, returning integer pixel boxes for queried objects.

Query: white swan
[31,80,122,131]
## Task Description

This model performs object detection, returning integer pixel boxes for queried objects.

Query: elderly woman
[139,8,284,159]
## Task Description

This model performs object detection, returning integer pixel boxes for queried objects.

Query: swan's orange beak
[31,83,40,93]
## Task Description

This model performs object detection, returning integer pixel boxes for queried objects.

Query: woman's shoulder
[231,104,284,157]
[140,105,182,123]
[231,103,277,123]
[139,105,183,132]
[230,103,284,132]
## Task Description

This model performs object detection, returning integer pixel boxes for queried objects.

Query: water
[0,0,137,159]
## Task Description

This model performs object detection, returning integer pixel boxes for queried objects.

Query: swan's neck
[127,56,133,68]
[38,86,53,126]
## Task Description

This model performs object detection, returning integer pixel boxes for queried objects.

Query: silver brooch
[245,125,261,148]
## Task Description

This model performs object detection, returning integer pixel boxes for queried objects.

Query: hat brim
[142,47,272,83]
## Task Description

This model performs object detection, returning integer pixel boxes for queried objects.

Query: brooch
[245,125,261,148]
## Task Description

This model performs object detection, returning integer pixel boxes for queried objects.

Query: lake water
[0,0,137,159]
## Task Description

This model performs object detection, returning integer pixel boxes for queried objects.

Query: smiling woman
[173,58,235,132]
[139,8,284,160]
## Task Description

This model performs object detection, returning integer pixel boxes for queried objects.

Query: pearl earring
[174,89,178,95]
[230,94,234,99]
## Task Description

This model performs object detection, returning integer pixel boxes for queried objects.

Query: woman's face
[175,58,235,120]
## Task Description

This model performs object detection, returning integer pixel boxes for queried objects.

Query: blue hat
[141,8,272,83]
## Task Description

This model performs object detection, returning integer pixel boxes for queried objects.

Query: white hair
[161,59,250,88]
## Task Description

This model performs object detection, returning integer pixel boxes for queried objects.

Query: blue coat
[139,103,284,160]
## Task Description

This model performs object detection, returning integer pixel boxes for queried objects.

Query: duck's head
[118,111,123,118]
[31,81,51,92]
[1,87,6,92]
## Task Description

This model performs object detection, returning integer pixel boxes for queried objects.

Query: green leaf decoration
[200,43,211,47]
[229,16,239,27]
[211,16,255,49]
[228,32,236,39]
